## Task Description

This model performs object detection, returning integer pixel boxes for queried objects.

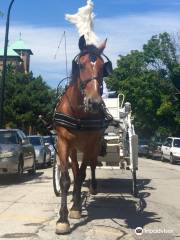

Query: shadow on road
[0,171,45,187]
[71,178,161,232]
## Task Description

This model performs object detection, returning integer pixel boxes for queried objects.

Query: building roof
[0,47,20,57]
[10,39,33,55]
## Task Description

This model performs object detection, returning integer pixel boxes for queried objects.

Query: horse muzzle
[84,98,103,114]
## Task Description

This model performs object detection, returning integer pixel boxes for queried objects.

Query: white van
[161,137,180,164]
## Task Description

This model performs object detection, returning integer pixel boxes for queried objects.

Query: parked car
[43,136,56,163]
[0,129,36,176]
[138,139,149,157]
[147,141,162,159]
[161,137,180,164]
[28,135,51,167]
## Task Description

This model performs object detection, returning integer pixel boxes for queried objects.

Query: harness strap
[54,112,110,131]
[80,76,98,90]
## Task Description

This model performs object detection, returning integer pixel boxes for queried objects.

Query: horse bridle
[52,51,114,128]
[72,52,112,97]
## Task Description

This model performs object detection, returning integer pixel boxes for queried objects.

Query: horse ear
[99,39,107,54]
[79,35,86,51]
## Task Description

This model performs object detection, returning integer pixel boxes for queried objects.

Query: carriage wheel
[53,155,61,197]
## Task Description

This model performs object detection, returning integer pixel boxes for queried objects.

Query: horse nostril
[92,101,101,111]
[87,98,102,113]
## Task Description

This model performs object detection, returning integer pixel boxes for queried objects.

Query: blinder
[102,54,113,77]
[72,55,79,74]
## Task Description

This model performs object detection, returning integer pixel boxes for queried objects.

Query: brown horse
[54,35,112,234]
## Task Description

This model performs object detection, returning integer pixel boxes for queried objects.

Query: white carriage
[99,94,139,196]
[53,93,139,197]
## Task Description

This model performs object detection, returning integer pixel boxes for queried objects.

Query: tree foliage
[107,32,180,139]
[2,66,56,134]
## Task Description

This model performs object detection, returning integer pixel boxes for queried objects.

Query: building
[0,38,33,73]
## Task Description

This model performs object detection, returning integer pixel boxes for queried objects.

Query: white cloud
[0,11,180,88]
[96,12,180,62]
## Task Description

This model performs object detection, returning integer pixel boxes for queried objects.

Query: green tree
[107,32,180,139]
[3,66,56,134]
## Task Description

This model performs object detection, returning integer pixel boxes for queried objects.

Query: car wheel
[43,153,47,168]
[28,157,36,175]
[47,158,52,167]
[161,153,165,162]
[170,154,175,164]
[17,158,24,178]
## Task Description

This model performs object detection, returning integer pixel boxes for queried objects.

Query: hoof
[69,210,81,219]
[55,222,70,234]
[89,185,97,195]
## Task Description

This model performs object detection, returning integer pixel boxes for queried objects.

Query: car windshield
[43,136,54,145]
[29,137,42,146]
[0,131,18,144]
[173,139,180,148]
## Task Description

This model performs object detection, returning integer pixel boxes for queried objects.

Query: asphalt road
[0,158,180,240]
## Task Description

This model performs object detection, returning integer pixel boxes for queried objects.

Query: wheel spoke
[55,163,61,192]
[53,157,61,196]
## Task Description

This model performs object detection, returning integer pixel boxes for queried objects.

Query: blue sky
[0,0,180,88]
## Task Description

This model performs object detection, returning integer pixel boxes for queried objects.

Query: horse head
[72,35,113,114]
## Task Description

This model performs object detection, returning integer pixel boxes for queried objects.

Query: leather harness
[54,112,110,131]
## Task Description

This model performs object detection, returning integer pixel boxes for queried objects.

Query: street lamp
[0,0,15,128]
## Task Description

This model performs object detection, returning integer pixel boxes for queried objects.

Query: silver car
[0,129,36,176]
[43,136,56,163]
[28,136,51,167]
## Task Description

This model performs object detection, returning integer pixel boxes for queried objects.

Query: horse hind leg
[69,159,87,219]
[56,140,71,234]
[89,158,98,195]
[69,176,82,219]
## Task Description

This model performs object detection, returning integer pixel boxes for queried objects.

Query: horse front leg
[56,139,71,235]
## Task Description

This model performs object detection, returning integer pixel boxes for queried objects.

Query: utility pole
[0,0,15,128]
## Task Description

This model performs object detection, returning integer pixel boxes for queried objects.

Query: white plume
[65,0,99,45]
